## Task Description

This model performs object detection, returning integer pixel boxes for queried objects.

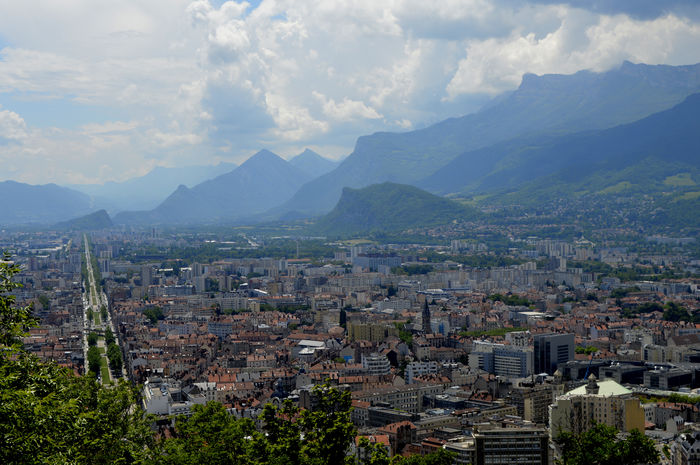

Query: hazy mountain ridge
[69,162,238,213]
[278,61,700,216]
[114,150,311,224]
[313,182,479,236]
[54,209,113,231]
[421,92,700,196]
[0,181,93,225]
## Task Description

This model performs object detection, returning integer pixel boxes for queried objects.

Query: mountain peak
[296,148,321,159]
[238,149,285,170]
[289,148,338,179]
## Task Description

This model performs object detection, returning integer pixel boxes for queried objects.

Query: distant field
[598,181,632,194]
[677,191,700,201]
[664,172,695,187]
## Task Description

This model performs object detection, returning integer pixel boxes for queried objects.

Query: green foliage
[315,182,479,236]
[104,327,115,346]
[143,306,164,324]
[621,301,664,319]
[667,393,700,404]
[87,308,93,322]
[460,327,527,338]
[394,322,413,345]
[107,343,122,373]
[488,293,531,306]
[159,401,263,465]
[0,354,156,465]
[392,264,434,276]
[575,345,598,355]
[393,449,456,465]
[100,305,108,321]
[87,331,98,347]
[555,424,658,465]
[87,346,102,375]
[339,308,347,328]
[610,287,640,299]
[0,252,37,348]
[259,384,357,465]
[38,294,50,310]
[663,301,695,322]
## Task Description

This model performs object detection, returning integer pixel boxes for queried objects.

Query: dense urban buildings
[3,225,699,463]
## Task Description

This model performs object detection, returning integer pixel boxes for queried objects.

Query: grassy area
[98,347,105,354]
[664,173,695,187]
[99,357,111,383]
[93,314,101,325]
[460,327,528,338]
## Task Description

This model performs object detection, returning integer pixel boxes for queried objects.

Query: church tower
[422,299,432,334]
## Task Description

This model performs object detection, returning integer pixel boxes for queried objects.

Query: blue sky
[0,0,699,184]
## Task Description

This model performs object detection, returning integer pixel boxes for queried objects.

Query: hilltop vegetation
[54,209,113,230]
[314,182,479,236]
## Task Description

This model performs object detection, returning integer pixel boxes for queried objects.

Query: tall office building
[533,333,574,375]
[473,425,550,465]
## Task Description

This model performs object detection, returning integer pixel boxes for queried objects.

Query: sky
[0,0,699,185]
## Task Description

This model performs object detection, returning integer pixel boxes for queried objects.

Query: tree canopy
[554,423,658,465]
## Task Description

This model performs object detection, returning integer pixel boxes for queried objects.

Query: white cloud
[446,10,700,97]
[0,0,699,183]
[313,92,382,121]
[0,107,28,141]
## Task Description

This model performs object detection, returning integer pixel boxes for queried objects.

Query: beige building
[549,375,645,437]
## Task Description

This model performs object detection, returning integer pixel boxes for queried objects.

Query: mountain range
[420,92,700,198]
[278,61,700,216]
[114,149,314,224]
[69,162,238,213]
[2,61,699,228]
[0,181,92,225]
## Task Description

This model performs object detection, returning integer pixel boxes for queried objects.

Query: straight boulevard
[82,234,126,383]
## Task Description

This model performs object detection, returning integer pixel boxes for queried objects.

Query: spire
[422,299,431,334]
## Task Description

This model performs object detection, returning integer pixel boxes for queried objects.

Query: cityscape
[1,1,700,465]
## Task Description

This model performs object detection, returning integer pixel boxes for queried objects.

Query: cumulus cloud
[446,10,700,97]
[0,107,28,142]
[0,0,699,183]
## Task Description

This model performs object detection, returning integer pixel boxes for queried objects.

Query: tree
[143,306,164,324]
[100,305,108,322]
[339,308,347,328]
[0,252,157,464]
[0,252,37,348]
[663,301,691,322]
[87,346,101,375]
[260,383,357,465]
[394,449,456,465]
[555,423,659,465]
[160,401,262,465]
[104,327,115,346]
[38,294,50,311]
[87,308,93,323]
[107,342,122,373]
[87,332,98,347]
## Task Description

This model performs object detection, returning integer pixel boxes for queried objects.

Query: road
[82,234,126,383]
